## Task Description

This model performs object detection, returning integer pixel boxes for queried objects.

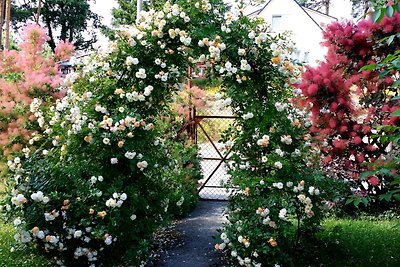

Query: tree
[0,24,74,160]
[11,0,103,51]
[112,0,165,26]
[299,0,331,15]
[299,0,388,18]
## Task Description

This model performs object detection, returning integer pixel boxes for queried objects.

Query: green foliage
[357,1,400,210]
[155,115,201,217]
[372,0,400,23]
[112,0,165,26]
[12,0,103,51]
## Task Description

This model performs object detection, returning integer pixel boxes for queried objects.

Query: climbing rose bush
[189,2,347,266]
[1,1,224,266]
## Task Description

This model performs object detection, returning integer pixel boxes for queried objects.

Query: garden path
[148,200,228,267]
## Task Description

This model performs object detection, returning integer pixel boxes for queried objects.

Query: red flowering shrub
[0,24,74,158]
[173,85,210,119]
[296,14,400,188]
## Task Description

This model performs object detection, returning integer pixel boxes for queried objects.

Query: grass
[301,218,400,267]
[0,222,52,267]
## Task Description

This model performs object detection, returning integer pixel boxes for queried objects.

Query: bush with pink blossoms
[294,12,400,205]
[0,24,74,161]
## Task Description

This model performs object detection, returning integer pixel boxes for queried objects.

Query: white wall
[256,0,336,66]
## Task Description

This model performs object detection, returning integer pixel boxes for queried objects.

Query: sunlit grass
[0,222,52,267]
[307,218,400,267]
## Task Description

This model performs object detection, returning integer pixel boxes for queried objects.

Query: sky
[329,0,353,19]
[91,0,354,27]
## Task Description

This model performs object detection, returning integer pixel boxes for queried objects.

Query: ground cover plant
[313,218,400,267]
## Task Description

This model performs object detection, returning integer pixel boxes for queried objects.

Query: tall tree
[350,0,388,18]
[11,0,103,51]
[112,0,164,26]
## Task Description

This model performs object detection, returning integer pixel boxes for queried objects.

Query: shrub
[197,2,348,266]
[1,1,224,265]
[354,3,400,210]
[0,24,74,159]
[295,13,400,189]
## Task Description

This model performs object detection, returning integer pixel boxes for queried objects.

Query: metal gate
[193,109,237,200]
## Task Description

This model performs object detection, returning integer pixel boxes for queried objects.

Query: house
[247,0,337,66]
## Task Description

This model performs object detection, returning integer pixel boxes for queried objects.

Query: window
[303,51,310,63]
[272,15,282,30]
[291,50,300,61]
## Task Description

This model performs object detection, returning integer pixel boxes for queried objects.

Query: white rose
[74,230,83,238]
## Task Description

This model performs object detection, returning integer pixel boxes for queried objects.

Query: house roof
[303,6,337,20]
[248,0,337,31]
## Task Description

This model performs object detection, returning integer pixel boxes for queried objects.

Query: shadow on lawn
[294,219,400,267]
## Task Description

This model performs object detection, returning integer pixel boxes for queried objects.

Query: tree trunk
[324,0,330,15]
[0,0,5,49]
[45,16,56,51]
[36,0,42,24]
[4,0,10,49]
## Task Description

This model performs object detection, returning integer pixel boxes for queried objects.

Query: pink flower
[368,176,380,187]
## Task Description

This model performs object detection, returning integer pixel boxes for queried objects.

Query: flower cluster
[105,193,127,208]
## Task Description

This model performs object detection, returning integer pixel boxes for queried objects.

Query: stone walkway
[148,200,228,267]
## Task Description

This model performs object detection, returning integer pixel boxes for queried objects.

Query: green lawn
[306,218,400,267]
[0,222,51,267]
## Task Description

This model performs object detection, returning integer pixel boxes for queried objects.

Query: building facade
[247,0,337,66]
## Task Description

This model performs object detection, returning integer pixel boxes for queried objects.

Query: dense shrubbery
[1,1,215,265]
[354,3,400,209]
[295,11,400,206]
[0,24,73,176]
[183,1,348,266]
